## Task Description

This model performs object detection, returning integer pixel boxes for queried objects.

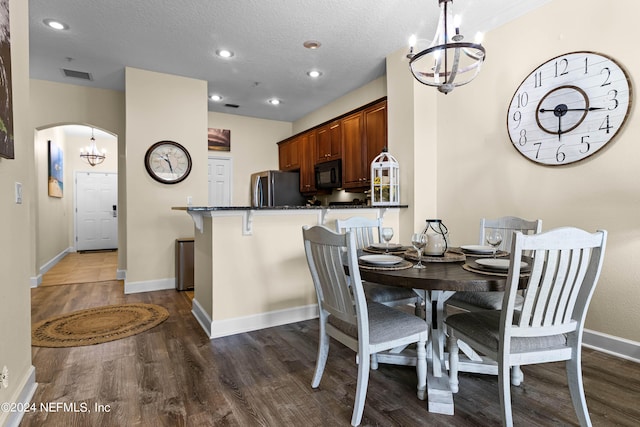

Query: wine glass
[411,233,427,269]
[485,230,503,259]
[381,227,394,253]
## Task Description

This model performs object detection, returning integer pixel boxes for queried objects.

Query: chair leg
[511,365,524,386]
[447,331,459,393]
[416,338,427,401]
[566,351,592,427]
[370,353,379,370]
[498,360,514,427]
[351,351,371,426]
[311,326,329,388]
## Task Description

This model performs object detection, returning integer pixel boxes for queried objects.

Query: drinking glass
[485,230,503,258]
[411,233,427,269]
[381,227,394,253]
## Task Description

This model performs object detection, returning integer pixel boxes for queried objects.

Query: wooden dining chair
[446,227,607,427]
[335,217,421,310]
[302,225,428,426]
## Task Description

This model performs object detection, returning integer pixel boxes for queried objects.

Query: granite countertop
[173,205,408,211]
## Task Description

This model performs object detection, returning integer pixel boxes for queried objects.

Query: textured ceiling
[29,0,552,123]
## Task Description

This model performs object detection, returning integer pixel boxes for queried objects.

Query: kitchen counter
[173,204,407,235]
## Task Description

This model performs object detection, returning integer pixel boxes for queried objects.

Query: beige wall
[34,127,118,270]
[207,112,292,205]
[124,67,208,287]
[0,0,35,423]
[429,0,639,341]
[30,80,126,274]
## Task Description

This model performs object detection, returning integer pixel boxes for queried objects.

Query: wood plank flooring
[24,279,640,426]
[40,251,118,286]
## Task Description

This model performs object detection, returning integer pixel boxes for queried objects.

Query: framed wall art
[208,128,231,152]
[48,140,63,198]
[0,0,14,159]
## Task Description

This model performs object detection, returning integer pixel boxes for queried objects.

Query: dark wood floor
[24,280,640,426]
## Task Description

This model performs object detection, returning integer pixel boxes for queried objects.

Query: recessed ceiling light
[216,49,234,58]
[307,70,322,78]
[268,98,281,106]
[303,40,321,49]
[43,19,69,30]
[210,94,223,101]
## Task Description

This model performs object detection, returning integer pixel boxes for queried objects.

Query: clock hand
[160,154,174,173]
[539,106,604,113]
[558,115,562,141]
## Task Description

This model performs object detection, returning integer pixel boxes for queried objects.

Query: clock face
[507,51,632,165]
[144,141,192,184]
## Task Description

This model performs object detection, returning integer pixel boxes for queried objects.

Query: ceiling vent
[62,68,93,81]
[224,103,239,109]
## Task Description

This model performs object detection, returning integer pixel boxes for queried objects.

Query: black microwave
[315,159,342,189]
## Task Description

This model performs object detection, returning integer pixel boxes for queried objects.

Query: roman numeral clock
[507,51,632,165]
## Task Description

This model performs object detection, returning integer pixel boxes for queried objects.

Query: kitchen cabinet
[342,100,387,189]
[278,137,300,171]
[316,120,341,162]
[299,131,316,193]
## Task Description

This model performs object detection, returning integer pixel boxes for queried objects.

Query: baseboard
[207,304,319,339]
[31,247,73,287]
[191,298,213,338]
[2,365,37,427]
[123,278,175,294]
[583,328,640,363]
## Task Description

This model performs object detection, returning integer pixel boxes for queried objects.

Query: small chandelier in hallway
[80,128,106,166]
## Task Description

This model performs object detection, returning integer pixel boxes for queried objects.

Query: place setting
[362,227,409,254]
[459,230,509,258]
[358,254,413,270]
[463,257,532,277]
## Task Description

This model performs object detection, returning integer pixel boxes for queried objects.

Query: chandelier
[407,0,485,94]
[80,128,106,166]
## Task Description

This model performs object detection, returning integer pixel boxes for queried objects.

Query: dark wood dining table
[357,255,527,415]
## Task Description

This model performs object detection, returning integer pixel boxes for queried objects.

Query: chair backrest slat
[480,216,542,252]
[505,227,606,340]
[303,225,368,329]
[336,216,382,249]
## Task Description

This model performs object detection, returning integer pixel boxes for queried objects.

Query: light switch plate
[15,182,22,204]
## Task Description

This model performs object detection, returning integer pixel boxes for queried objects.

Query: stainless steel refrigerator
[250,170,305,207]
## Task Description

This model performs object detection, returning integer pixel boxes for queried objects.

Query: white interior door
[208,157,232,206]
[75,172,118,251]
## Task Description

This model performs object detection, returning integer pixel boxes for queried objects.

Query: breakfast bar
[175,205,406,339]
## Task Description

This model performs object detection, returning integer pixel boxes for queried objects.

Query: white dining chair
[302,225,428,426]
[448,216,542,385]
[446,227,607,427]
[335,217,421,311]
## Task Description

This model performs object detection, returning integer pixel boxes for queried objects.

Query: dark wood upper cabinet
[299,131,316,193]
[278,137,300,171]
[316,120,341,162]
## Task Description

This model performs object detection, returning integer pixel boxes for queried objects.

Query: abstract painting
[208,128,231,151]
[0,0,13,159]
[48,140,63,198]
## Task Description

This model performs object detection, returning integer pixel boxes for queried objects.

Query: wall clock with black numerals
[144,140,192,184]
[507,51,632,166]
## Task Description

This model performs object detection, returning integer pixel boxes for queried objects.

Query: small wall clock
[507,51,632,165]
[144,140,192,184]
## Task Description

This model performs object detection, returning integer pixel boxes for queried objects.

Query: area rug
[32,303,169,348]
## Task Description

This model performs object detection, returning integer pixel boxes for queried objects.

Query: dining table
[356,248,528,415]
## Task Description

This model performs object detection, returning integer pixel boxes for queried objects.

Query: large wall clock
[144,140,192,184]
[507,51,632,165]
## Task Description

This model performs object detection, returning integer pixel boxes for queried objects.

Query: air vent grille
[224,103,239,108]
[62,69,93,81]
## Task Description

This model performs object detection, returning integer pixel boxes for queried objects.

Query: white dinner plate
[359,255,403,265]
[475,258,529,270]
[370,243,404,250]
[461,245,496,254]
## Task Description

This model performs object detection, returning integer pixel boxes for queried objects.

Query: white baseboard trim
[206,304,319,339]
[124,278,175,294]
[583,329,640,363]
[3,365,37,427]
[31,247,73,288]
[191,298,213,338]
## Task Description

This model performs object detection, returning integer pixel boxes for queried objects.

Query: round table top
[358,260,519,292]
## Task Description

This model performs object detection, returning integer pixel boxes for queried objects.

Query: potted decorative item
[371,148,399,206]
